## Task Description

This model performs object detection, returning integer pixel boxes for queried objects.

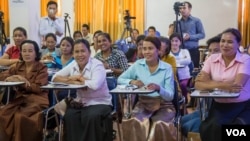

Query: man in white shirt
[39,1,64,47]
[82,24,93,45]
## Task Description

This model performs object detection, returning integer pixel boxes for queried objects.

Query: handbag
[54,97,84,116]
[54,99,67,116]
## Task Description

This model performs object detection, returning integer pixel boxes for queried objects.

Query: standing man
[82,24,93,45]
[39,1,64,47]
[178,1,205,68]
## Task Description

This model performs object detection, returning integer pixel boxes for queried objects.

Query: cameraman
[177,1,205,68]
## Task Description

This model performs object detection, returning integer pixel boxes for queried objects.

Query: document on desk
[110,85,155,94]
[191,90,240,98]
[49,82,69,86]
[0,81,25,86]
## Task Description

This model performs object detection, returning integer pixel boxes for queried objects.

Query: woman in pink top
[195,28,250,141]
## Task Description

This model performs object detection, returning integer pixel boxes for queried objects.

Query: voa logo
[226,129,246,136]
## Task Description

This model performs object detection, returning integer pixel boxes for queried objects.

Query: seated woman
[41,33,61,68]
[0,40,49,141]
[73,30,83,41]
[181,34,221,137]
[195,28,250,141]
[95,32,129,77]
[90,30,103,57]
[125,34,146,62]
[0,27,27,66]
[118,36,176,141]
[53,36,74,70]
[169,33,192,104]
[51,39,113,141]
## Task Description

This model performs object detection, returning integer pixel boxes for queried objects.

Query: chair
[172,81,186,141]
[106,76,122,141]
[42,91,60,141]
[186,62,201,108]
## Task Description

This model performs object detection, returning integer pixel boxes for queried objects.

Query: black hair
[45,33,57,42]
[13,27,27,37]
[73,38,90,52]
[19,40,41,61]
[147,26,156,32]
[47,1,58,8]
[158,36,171,55]
[60,36,74,53]
[82,24,90,30]
[73,30,83,38]
[206,34,221,47]
[221,28,242,43]
[97,32,112,42]
[136,34,146,45]
[183,1,192,9]
[132,28,139,34]
[93,30,103,37]
[169,32,182,42]
[144,36,161,50]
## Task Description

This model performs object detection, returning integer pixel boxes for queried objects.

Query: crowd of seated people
[1,24,250,141]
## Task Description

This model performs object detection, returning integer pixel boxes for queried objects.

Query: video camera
[64,13,70,19]
[124,10,136,20]
[124,10,136,29]
[173,2,185,15]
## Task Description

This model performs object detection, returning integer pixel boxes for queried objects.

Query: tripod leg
[119,28,127,41]
[64,19,71,37]
[66,21,71,37]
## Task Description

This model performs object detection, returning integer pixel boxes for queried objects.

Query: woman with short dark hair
[0,40,49,141]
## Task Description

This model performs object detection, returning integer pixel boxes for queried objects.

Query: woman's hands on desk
[217,82,242,93]
[130,80,144,88]
[5,75,31,87]
[129,80,160,91]
[147,83,160,92]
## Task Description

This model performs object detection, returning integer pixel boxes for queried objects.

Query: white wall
[9,0,238,46]
[145,0,238,45]
[61,0,74,37]
[9,0,75,45]
[9,0,40,44]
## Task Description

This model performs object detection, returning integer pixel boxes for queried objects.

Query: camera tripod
[173,3,185,48]
[64,13,71,37]
[0,17,7,56]
[119,26,132,42]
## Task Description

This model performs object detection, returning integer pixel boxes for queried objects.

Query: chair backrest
[188,61,194,76]
[172,80,181,118]
[106,76,118,111]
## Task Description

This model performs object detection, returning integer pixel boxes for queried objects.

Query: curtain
[41,0,61,17]
[238,0,250,47]
[0,0,9,37]
[74,0,144,42]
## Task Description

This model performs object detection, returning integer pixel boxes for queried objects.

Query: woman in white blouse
[170,32,192,103]
[52,39,112,141]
